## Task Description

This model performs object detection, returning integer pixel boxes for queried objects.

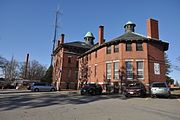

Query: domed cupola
[84,32,95,45]
[124,21,136,33]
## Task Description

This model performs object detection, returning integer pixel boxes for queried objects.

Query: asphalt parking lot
[0,90,180,120]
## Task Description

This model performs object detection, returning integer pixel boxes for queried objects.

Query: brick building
[53,33,95,90]
[78,18,169,91]
[53,18,169,91]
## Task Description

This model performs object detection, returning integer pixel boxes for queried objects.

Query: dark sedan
[81,83,103,95]
[123,81,146,97]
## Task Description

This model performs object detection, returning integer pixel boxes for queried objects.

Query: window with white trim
[106,46,111,54]
[106,63,111,80]
[114,62,119,80]
[126,43,132,51]
[125,61,133,79]
[136,42,143,51]
[68,56,72,63]
[137,61,144,79]
[114,44,119,53]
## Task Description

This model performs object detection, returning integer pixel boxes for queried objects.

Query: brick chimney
[147,19,159,39]
[60,34,65,44]
[57,40,60,46]
[99,26,104,45]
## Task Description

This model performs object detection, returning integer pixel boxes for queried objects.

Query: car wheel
[96,90,102,95]
[34,88,39,92]
[81,92,84,95]
[51,88,55,91]
[89,89,95,95]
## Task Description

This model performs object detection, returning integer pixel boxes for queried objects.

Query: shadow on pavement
[0,92,126,111]
[0,91,179,111]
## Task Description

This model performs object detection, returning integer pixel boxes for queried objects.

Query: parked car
[31,82,56,92]
[150,82,171,98]
[81,83,103,95]
[123,80,146,97]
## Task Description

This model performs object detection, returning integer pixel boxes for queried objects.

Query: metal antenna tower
[51,8,61,65]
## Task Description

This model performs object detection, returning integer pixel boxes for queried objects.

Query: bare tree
[78,58,88,88]
[0,55,8,78]
[5,57,19,81]
[19,60,47,80]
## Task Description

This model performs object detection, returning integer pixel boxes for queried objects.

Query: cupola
[84,32,95,45]
[124,21,136,33]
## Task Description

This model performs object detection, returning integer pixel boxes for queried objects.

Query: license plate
[130,92,134,94]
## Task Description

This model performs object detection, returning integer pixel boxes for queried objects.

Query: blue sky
[0,0,180,82]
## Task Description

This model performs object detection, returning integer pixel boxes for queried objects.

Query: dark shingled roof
[53,41,93,55]
[64,41,93,49]
[79,32,169,58]
[108,32,147,42]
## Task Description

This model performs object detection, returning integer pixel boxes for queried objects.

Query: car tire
[96,90,102,95]
[89,89,95,95]
[34,88,39,92]
[51,88,55,91]
[81,92,84,95]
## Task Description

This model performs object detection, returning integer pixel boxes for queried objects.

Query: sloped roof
[53,41,93,55]
[64,41,92,49]
[108,32,147,43]
[79,32,169,58]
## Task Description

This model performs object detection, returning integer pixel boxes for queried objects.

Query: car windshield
[152,83,166,87]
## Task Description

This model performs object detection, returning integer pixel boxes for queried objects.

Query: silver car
[31,82,56,92]
[150,82,170,98]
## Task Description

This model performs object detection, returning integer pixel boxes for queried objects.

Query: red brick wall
[80,42,151,85]
[53,47,78,90]
[148,42,166,84]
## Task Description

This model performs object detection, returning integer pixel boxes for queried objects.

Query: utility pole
[51,9,60,66]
